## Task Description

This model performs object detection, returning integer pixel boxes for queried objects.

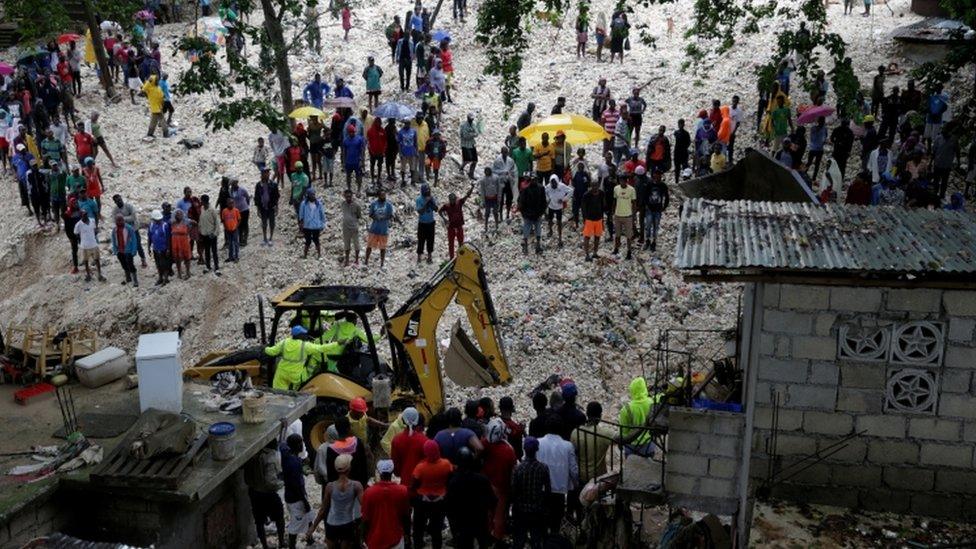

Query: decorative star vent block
[885,368,938,415]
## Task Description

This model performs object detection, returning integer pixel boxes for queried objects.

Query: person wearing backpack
[644,170,670,252]
[244,440,286,549]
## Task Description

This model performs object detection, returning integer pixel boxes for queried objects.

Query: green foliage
[477,0,865,124]
[910,0,975,138]
[475,0,535,110]
[5,0,70,43]
[8,0,141,44]
[203,98,290,133]
[175,0,317,132]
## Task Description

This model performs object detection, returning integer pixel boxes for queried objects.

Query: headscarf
[377,459,395,475]
[820,157,841,194]
[402,407,420,435]
[423,439,441,462]
[486,417,507,444]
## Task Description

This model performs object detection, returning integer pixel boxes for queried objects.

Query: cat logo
[403,309,422,342]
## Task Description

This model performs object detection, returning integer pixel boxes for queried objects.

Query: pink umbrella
[0,63,13,76]
[797,104,835,125]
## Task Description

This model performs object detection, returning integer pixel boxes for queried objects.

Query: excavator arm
[384,243,512,414]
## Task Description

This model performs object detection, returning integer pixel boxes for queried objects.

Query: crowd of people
[5,0,972,294]
[246,375,657,549]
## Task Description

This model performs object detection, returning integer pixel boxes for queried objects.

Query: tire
[301,398,348,464]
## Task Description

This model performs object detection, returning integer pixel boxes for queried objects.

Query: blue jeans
[645,211,662,242]
[613,144,629,165]
[226,229,240,260]
[522,218,542,239]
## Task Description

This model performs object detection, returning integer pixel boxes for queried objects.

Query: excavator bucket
[443,321,498,388]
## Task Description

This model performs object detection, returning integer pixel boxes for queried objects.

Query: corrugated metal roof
[675,199,976,275]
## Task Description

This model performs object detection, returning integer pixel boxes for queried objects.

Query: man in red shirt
[437,183,474,259]
[73,123,95,165]
[621,149,646,176]
[391,407,427,495]
[362,460,410,549]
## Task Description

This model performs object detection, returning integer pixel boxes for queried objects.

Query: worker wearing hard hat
[320,311,369,373]
[264,325,342,390]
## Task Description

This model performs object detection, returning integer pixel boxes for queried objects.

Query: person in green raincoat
[320,311,369,373]
[617,376,661,456]
[265,325,342,390]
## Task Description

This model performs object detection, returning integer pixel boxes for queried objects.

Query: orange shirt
[221,207,241,231]
[412,458,453,497]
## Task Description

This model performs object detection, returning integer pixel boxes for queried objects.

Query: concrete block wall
[0,492,66,549]
[751,283,976,521]
[666,407,745,515]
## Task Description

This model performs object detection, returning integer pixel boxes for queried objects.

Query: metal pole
[735,282,763,548]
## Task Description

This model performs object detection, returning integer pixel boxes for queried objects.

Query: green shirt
[48,172,68,200]
[290,172,309,202]
[41,138,62,163]
[67,174,86,194]
[771,107,791,137]
[511,146,533,177]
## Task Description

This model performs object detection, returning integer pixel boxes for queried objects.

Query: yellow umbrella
[288,106,326,119]
[518,113,610,146]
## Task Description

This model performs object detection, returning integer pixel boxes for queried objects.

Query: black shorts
[630,113,643,128]
[325,520,358,542]
[462,147,477,163]
[249,489,284,525]
[304,228,321,245]
[96,136,106,147]
[547,208,564,222]
[310,141,324,155]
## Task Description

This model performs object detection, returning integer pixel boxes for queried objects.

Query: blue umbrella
[432,29,451,43]
[373,102,417,120]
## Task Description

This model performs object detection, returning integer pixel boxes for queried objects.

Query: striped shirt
[601,108,621,136]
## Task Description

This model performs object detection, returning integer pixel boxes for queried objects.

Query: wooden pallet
[91,428,207,490]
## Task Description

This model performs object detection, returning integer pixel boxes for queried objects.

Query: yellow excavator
[185,244,512,452]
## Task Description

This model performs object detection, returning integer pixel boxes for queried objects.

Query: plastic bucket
[242,395,267,424]
[208,422,237,461]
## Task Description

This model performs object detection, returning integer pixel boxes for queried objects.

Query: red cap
[350,397,368,413]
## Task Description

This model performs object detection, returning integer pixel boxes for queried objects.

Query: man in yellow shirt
[141,75,167,138]
[612,173,636,259]
[533,132,555,183]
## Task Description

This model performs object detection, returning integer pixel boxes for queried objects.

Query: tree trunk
[429,0,447,29]
[81,0,115,98]
[260,0,294,114]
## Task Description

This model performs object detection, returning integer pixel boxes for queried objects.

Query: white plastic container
[75,347,130,388]
[135,332,183,414]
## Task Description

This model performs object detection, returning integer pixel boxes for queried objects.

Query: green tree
[175,0,319,133]
[475,0,861,115]
[912,0,975,139]
[7,0,141,97]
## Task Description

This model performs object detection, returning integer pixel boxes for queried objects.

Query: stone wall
[750,283,976,520]
[666,407,745,515]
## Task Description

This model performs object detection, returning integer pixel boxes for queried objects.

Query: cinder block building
[675,199,976,524]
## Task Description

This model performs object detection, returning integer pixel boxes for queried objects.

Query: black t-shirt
[581,190,604,221]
